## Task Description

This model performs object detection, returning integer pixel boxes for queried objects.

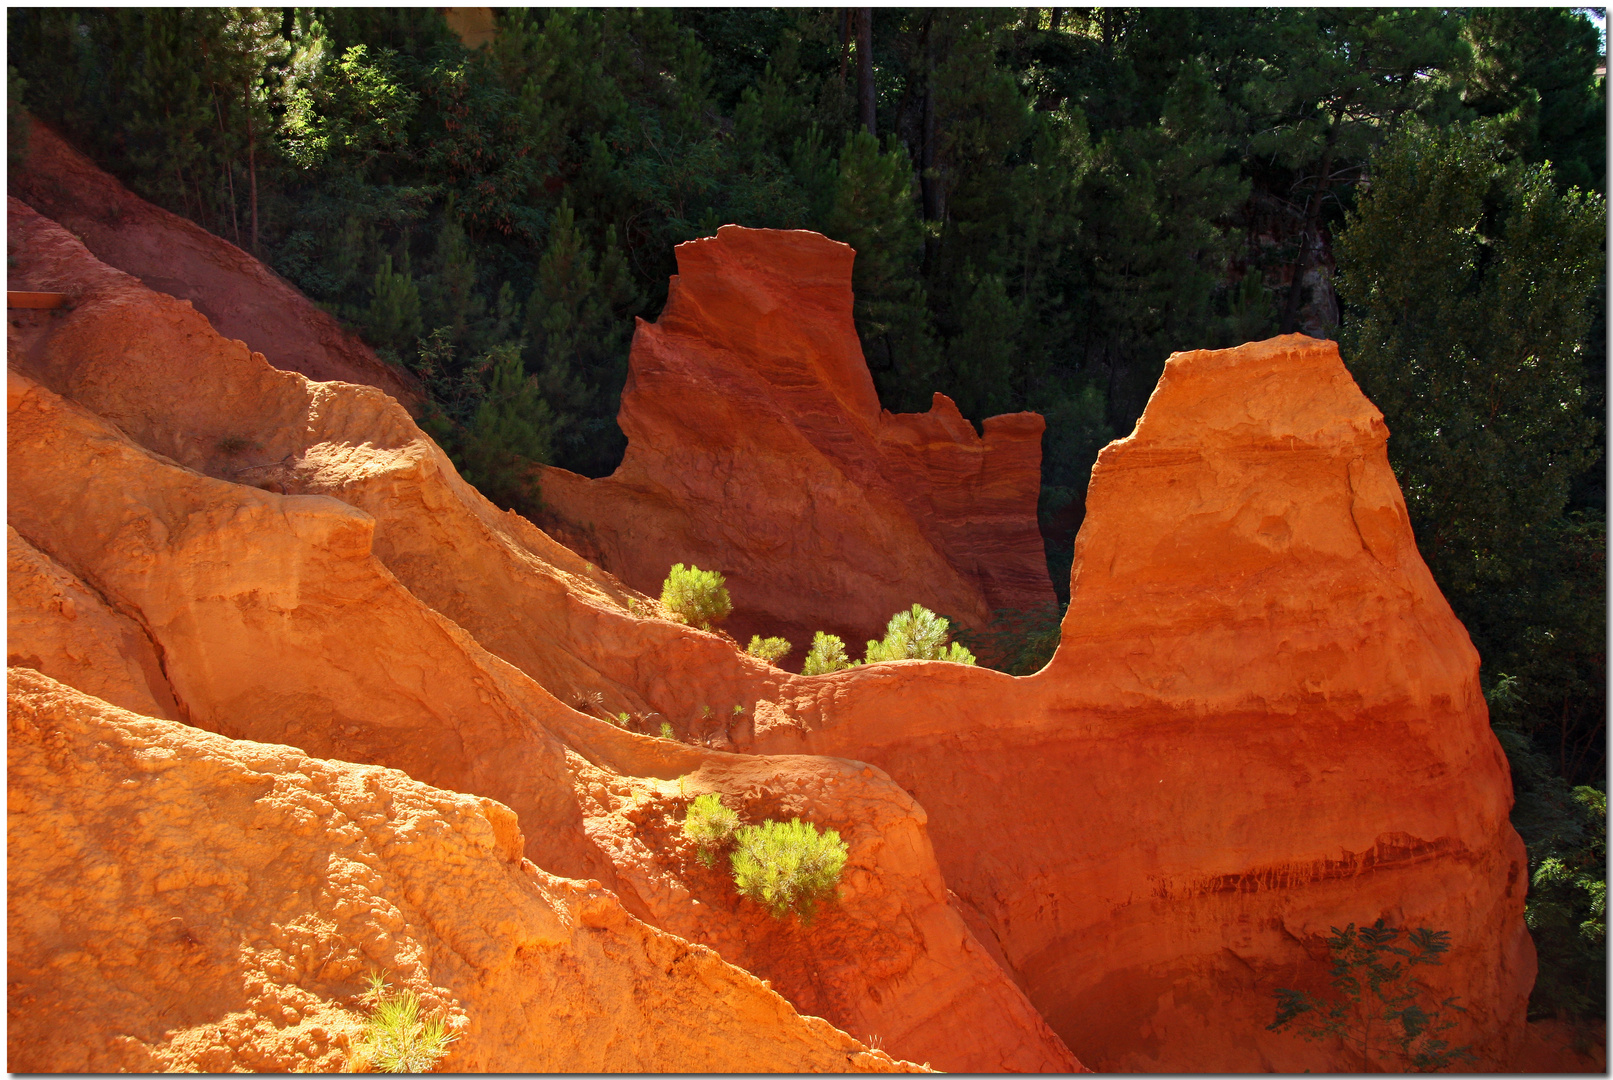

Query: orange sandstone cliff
[8,173,1537,1073]
[537,226,1056,655]
[6,198,1076,1074]
[742,335,1535,1071]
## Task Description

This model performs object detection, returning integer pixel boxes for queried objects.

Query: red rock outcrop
[7,668,925,1074]
[10,120,421,409]
[7,199,1079,1073]
[8,175,1534,1071]
[743,336,1534,1071]
[537,226,1055,657]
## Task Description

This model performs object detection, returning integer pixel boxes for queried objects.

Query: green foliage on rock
[659,563,732,631]
[730,817,848,922]
[1269,920,1475,1072]
[683,792,740,869]
[801,631,855,676]
[864,604,976,665]
[355,971,458,1074]
[746,635,792,665]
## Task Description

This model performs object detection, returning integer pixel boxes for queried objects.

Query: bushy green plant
[354,971,457,1074]
[658,721,676,741]
[660,563,732,630]
[864,604,977,665]
[1269,920,1475,1072]
[730,817,848,921]
[801,631,856,675]
[746,635,792,664]
[683,791,740,867]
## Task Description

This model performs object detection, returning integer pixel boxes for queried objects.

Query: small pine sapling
[802,631,858,675]
[659,721,676,741]
[864,604,976,665]
[659,563,732,630]
[729,817,848,922]
[683,792,740,868]
[353,970,458,1073]
[746,635,792,664]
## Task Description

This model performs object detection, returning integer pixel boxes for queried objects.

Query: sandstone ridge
[7,198,1076,1073]
[8,178,1539,1073]
[538,225,1056,657]
[744,335,1534,1071]
[11,119,421,409]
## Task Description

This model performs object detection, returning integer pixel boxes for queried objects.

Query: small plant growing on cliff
[683,792,741,868]
[802,631,858,675]
[863,604,976,665]
[353,971,458,1073]
[660,563,732,630]
[613,711,630,727]
[1268,920,1475,1072]
[746,635,792,664]
[730,817,848,922]
[659,721,677,741]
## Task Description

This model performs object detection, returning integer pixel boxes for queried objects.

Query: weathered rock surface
[745,336,1534,1072]
[6,199,1079,1073]
[10,120,421,408]
[7,668,925,1074]
[538,226,1055,658]
[9,176,1536,1072]
[8,524,181,722]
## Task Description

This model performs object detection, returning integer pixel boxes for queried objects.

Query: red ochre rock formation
[744,335,1534,1071]
[8,180,1534,1071]
[10,119,421,409]
[6,198,1078,1073]
[7,668,926,1074]
[537,225,1055,656]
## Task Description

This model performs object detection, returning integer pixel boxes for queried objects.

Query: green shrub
[683,792,740,867]
[802,631,857,675]
[354,971,457,1074]
[730,817,848,921]
[660,563,732,630]
[658,721,676,741]
[1269,920,1475,1072]
[864,604,977,665]
[746,635,792,664]
[613,711,629,727]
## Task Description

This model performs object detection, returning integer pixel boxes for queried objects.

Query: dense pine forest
[8,7,1605,1023]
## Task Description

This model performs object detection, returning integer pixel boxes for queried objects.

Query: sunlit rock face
[538,225,1056,659]
[747,335,1534,1072]
[5,199,1077,1074]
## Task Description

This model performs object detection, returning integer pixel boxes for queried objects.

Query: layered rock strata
[6,199,1078,1074]
[10,120,420,408]
[537,226,1056,657]
[744,335,1534,1071]
[8,176,1533,1072]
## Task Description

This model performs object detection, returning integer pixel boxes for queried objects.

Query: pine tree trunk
[855,9,875,137]
[1281,138,1336,335]
[246,80,259,254]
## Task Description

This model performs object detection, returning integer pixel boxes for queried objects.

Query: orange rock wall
[7,669,924,1074]
[539,226,1054,655]
[6,200,1078,1074]
[10,121,421,409]
[8,179,1534,1073]
[743,337,1534,1071]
